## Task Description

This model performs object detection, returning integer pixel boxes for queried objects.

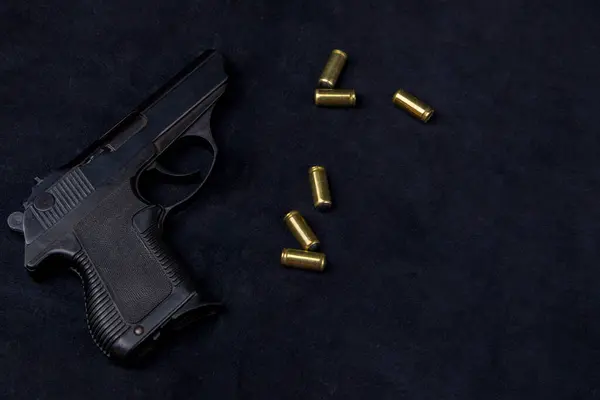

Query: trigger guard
[152,131,217,183]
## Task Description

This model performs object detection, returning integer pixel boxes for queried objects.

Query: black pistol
[7,50,228,361]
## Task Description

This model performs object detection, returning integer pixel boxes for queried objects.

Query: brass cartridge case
[392,89,434,122]
[318,49,348,88]
[284,210,320,251]
[308,166,332,210]
[314,89,357,107]
[281,249,326,272]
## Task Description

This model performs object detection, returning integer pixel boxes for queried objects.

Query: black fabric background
[2,1,600,399]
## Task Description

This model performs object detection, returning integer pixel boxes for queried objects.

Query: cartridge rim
[315,200,332,210]
[319,255,326,270]
[283,210,300,222]
[280,249,289,264]
[306,240,320,251]
[332,49,348,59]
[349,92,357,106]
[422,109,434,122]
[318,78,335,88]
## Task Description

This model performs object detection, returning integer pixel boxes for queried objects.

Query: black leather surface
[2,1,600,398]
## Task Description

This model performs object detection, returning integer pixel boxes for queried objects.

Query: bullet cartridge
[309,166,332,210]
[284,210,320,251]
[281,249,326,272]
[392,89,434,122]
[314,89,357,107]
[318,49,348,88]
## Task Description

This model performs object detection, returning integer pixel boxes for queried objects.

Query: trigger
[154,163,178,177]
[153,162,203,182]
[153,162,172,176]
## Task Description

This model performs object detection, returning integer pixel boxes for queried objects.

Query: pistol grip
[68,181,218,360]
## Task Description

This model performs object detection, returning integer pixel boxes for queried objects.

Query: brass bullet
[281,249,326,272]
[309,166,332,210]
[314,89,357,107]
[318,49,348,88]
[392,89,434,122]
[284,210,320,251]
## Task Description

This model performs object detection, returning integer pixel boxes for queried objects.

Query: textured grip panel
[74,181,173,324]
[139,225,184,286]
[72,249,129,355]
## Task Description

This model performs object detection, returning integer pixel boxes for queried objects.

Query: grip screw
[134,326,144,335]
